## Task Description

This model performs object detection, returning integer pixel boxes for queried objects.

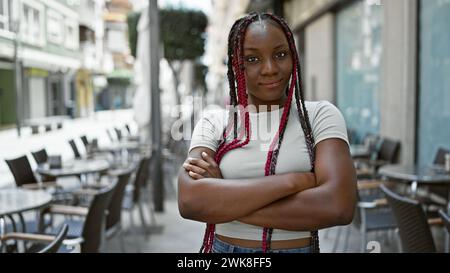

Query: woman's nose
[261,58,278,76]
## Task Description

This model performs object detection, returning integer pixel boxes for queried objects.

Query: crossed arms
[177,138,357,231]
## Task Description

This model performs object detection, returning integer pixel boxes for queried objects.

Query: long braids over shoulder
[200,13,319,253]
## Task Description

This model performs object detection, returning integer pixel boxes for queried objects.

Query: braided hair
[200,12,318,253]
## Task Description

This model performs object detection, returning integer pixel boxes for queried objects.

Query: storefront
[0,61,15,126]
[417,0,450,165]
[335,0,383,143]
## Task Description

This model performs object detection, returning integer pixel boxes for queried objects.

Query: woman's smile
[259,79,284,89]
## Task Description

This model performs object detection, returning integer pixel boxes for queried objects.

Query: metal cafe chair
[68,139,82,159]
[41,181,117,253]
[381,184,439,253]
[1,224,69,253]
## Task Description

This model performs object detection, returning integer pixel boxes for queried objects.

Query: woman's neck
[247,95,287,113]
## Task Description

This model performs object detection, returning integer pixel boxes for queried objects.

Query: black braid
[262,13,319,253]
[209,12,319,253]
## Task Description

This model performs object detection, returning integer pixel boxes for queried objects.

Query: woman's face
[243,20,293,110]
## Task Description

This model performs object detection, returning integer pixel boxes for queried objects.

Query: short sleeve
[188,109,227,153]
[310,101,349,147]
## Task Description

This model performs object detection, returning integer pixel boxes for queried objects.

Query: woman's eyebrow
[244,43,288,52]
[273,43,289,50]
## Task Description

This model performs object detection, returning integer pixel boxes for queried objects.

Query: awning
[107,69,133,85]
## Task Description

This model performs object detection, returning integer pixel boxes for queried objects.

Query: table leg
[446,188,450,253]
[410,181,418,197]
[18,213,26,233]
[0,217,5,252]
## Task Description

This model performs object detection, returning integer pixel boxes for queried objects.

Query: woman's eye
[245,56,259,63]
[275,51,288,59]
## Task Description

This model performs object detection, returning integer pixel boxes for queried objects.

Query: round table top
[350,145,371,158]
[379,164,450,184]
[92,141,142,153]
[36,158,110,178]
[0,188,52,216]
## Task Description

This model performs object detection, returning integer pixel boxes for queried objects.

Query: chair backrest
[106,129,115,142]
[5,155,38,187]
[433,148,450,165]
[31,149,56,183]
[106,168,133,231]
[125,124,131,134]
[31,149,49,165]
[114,128,122,141]
[380,184,436,253]
[38,224,69,253]
[376,138,400,163]
[352,189,362,228]
[132,156,151,203]
[428,148,450,199]
[81,181,117,253]
[439,210,450,234]
[68,139,81,159]
[80,135,89,149]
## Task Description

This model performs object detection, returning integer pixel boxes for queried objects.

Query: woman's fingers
[187,157,211,170]
[184,154,222,179]
[201,152,218,167]
[183,162,207,176]
[188,171,204,180]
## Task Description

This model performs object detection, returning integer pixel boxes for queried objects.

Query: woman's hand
[183,152,223,180]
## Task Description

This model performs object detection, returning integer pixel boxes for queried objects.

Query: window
[336,0,383,144]
[0,0,12,33]
[417,0,450,165]
[20,0,45,46]
[106,28,127,53]
[47,9,63,45]
[64,18,79,50]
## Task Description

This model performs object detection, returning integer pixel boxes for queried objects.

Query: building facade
[215,0,450,166]
[255,0,450,166]
[0,0,81,126]
[205,0,250,106]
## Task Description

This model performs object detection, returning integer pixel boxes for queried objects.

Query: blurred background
[0,0,449,253]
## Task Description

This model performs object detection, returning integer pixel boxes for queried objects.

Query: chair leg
[445,232,449,253]
[119,228,126,253]
[360,228,367,253]
[147,202,157,226]
[395,228,402,252]
[128,210,135,232]
[137,201,149,239]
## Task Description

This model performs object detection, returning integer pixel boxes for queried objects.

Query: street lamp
[11,0,22,137]
[149,0,164,212]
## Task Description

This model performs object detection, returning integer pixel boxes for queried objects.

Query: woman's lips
[259,79,283,89]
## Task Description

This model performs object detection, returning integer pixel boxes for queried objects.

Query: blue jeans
[212,236,312,253]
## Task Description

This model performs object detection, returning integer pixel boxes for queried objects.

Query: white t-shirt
[189,100,349,241]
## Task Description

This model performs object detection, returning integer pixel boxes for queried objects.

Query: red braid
[200,13,318,254]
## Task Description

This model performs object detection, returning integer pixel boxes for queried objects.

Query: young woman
[178,12,357,253]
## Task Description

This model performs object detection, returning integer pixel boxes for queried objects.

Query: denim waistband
[212,236,312,253]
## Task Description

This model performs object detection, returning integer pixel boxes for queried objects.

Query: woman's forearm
[178,170,316,224]
[238,179,356,231]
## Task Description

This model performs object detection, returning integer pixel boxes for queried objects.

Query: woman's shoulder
[197,106,229,128]
[302,100,343,119]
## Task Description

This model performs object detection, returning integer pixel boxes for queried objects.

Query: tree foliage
[160,9,208,61]
[127,11,141,58]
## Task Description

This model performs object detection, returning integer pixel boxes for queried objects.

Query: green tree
[160,8,208,107]
[127,12,141,58]
[127,9,208,108]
